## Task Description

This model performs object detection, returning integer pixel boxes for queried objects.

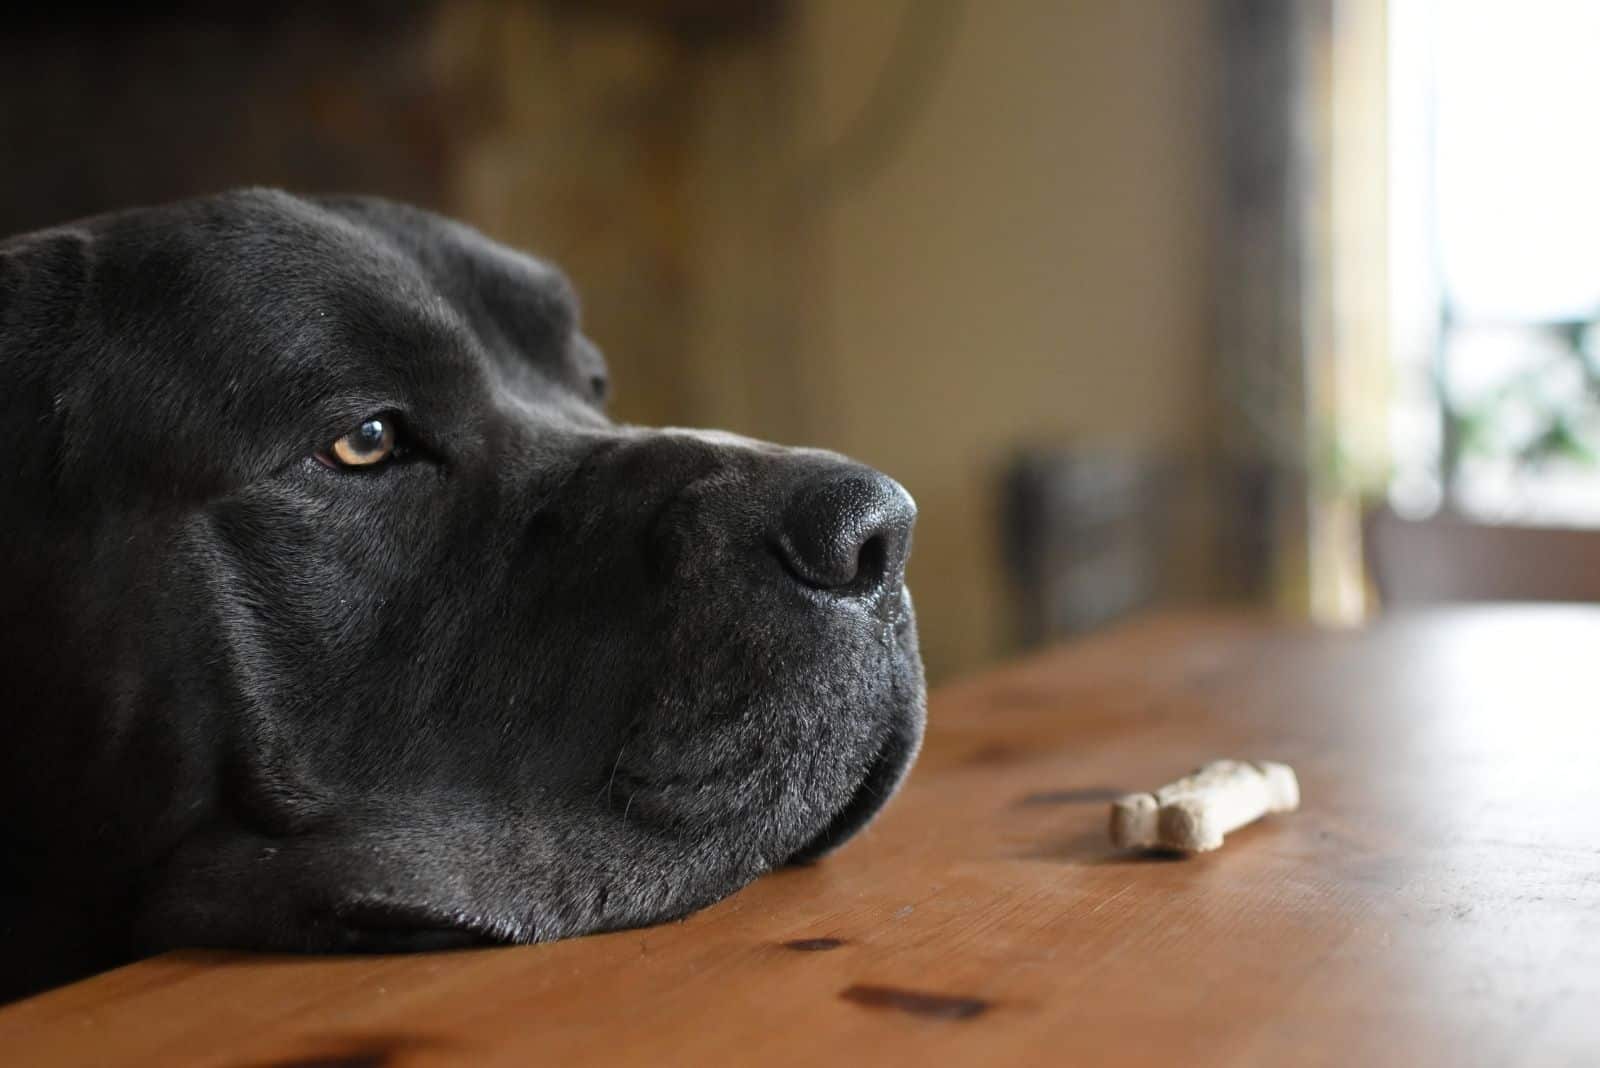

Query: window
[1389,0,1600,523]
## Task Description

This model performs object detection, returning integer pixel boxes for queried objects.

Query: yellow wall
[783,1,1222,676]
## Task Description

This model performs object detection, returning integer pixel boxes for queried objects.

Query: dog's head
[0,189,923,989]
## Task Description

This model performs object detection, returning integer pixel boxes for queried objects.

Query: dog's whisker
[602,742,629,806]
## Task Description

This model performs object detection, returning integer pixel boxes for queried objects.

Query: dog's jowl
[0,190,925,1000]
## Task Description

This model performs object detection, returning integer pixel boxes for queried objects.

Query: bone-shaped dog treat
[1109,760,1299,853]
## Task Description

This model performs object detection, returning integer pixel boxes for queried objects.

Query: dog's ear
[0,225,96,504]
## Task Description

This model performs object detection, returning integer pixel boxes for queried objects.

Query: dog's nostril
[856,533,888,587]
[775,467,916,595]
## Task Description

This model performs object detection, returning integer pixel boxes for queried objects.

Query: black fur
[0,190,923,999]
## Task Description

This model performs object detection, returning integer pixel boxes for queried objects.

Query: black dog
[0,189,924,1000]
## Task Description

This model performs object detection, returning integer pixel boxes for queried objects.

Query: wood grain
[3,608,1596,1066]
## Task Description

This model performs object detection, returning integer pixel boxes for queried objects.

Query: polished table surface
[2,608,1597,1066]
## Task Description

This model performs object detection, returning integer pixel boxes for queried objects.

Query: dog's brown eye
[328,417,397,467]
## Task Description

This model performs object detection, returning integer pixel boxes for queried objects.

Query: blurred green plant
[1442,319,1600,478]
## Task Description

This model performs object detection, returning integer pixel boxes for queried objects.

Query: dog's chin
[787,633,926,863]
[785,712,921,864]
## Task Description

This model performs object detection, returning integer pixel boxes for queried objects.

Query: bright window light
[1434,0,1600,322]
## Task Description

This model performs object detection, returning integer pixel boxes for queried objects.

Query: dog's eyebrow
[543,268,580,325]
[516,263,580,343]
[461,249,584,370]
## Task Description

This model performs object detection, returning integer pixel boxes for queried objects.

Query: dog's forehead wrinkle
[191,234,505,478]
[315,194,587,381]
[51,195,494,485]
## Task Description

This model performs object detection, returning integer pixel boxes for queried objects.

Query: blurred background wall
[788,2,1222,676]
[8,1,1597,681]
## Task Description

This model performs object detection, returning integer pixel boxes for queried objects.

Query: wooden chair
[1000,449,1173,644]
[1364,507,1600,606]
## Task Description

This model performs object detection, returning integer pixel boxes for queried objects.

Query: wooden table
[3,608,1597,1066]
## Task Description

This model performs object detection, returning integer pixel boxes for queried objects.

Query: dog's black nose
[775,467,916,594]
